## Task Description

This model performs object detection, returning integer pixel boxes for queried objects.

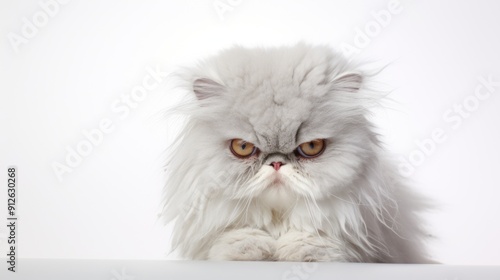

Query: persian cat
[161,43,432,263]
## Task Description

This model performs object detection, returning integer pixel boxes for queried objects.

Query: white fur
[161,43,433,263]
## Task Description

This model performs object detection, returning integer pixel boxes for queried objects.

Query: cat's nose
[270,161,284,171]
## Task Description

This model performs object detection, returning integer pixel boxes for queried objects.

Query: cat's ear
[331,72,363,93]
[193,78,225,100]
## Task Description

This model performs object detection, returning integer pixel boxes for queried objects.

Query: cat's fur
[161,43,432,262]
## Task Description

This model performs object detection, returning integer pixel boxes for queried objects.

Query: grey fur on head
[161,43,432,262]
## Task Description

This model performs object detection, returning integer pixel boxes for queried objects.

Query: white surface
[1,0,500,265]
[1,259,500,280]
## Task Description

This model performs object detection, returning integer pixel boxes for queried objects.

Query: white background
[1,0,499,265]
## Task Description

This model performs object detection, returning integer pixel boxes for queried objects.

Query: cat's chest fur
[235,199,330,239]
[266,209,288,238]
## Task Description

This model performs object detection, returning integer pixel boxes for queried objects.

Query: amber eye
[230,139,257,158]
[296,139,325,158]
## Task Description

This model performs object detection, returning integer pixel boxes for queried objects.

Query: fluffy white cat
[161,43,432,262]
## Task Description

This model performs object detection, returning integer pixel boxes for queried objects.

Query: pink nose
[270,162,284,171]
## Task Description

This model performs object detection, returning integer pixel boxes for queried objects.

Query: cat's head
[169,43,378,211]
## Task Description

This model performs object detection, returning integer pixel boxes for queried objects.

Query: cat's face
[184,45,375,209]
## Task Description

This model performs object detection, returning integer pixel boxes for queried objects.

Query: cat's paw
[275,231,346,262]
[208,228,276,261]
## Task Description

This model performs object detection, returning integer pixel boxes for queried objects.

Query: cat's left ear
[193,78,225,100]
[331,72,363,93]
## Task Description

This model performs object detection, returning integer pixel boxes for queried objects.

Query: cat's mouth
[261,173,297,209]
[263,162,302,189]
[270,175,283,186]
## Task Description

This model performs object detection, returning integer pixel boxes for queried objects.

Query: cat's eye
[296,139,325,158]
[230,139,257,158]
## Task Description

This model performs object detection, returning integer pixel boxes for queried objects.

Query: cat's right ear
[331,72,363,93]
[193,78,225,100]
